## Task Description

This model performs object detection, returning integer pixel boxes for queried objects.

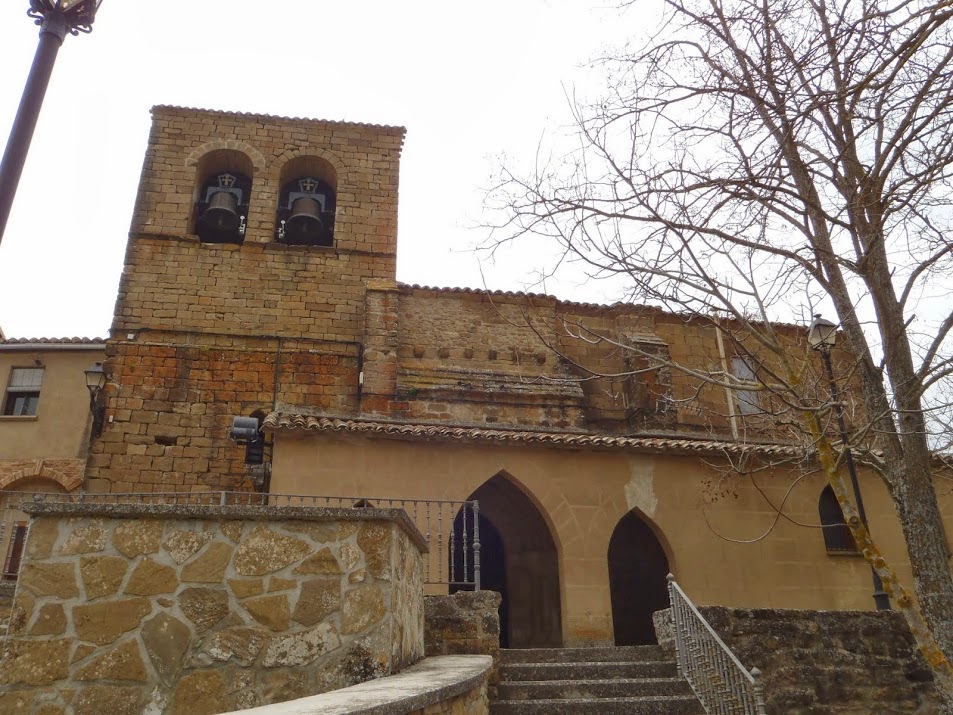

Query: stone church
[70,105,953,650]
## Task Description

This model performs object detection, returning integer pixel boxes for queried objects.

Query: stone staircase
[490,646,704,714]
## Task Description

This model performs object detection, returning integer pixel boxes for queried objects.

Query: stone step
[489,695,705,714]
[497,676,694,700]
[500,661,679,681]
[501,645,667,664]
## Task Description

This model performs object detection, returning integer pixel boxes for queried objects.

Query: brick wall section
[87,337,358,493]
[654,606,938,714]
[361,281,402,416]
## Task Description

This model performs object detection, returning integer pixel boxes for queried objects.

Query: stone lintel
[20,503,428,554]
[218,655,491,715]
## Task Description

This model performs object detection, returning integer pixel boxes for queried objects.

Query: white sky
[0,1,639,339]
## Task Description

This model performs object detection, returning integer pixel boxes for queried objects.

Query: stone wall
[0,502,426,715]
[424,591,500,693]
[405,680,487,715]
[654,606,938,714]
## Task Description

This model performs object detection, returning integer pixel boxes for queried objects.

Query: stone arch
[454,470,562,648]
[0,460,82,492]
[270,146,348,186]
[185,140,266,172]
[607,508,671,645]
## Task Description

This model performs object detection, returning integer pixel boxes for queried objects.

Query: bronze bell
[284,196,324,244]
[199,190,241,234]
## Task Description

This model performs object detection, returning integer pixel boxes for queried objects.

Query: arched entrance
[452,473,561,648]
[607,510,670,645]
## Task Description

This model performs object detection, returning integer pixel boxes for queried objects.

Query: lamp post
[84,360,106,438]
[807,314,891,611]
[0,0,102,244]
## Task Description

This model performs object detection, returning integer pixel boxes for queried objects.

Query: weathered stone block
[233,526,311,576]
[18,562,78,599]
[30,603,67,636]
[244,593,291,631]
[293,547,343,575]
[293,578,342,626]
[163,529,214,564]
[171,670,228,715]
[60,526,107,555]
[342,584,387,634]
[181,541,232,582]
[228,577,264,598]
[112,520,164,558]
[125,558,178,595]
[357,523,392,579]
[179,587,230,632]
[203,626,269,664]
[73,599,151,645]
[73,684,143,715]
[80,556,127,600]
[0,639,71,685]
[261,622,341,667]
[74,639,147,682]
[140,612,190,685]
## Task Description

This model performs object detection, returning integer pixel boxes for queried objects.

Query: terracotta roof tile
[263,413,802,458]
[151,105,406,135]
[0,337,106,345]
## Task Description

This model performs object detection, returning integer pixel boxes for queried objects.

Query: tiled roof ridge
[151,105,406,134]
[0,336,106,345]
[263,412,803,458]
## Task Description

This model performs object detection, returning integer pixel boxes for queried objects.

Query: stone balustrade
[0,502,427,714]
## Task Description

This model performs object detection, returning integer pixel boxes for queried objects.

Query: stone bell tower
[85,106,405,493]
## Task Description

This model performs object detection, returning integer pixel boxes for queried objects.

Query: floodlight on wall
[84,361,106,438]
[229,416,260,444]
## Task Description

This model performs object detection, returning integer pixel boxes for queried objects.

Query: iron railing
[667,574,766,715]
[0,490,481,590]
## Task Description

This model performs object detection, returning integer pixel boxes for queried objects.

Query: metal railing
[0,490,481,590]
[667,574,766,715]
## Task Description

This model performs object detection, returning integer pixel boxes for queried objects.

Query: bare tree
[488,0,953,705]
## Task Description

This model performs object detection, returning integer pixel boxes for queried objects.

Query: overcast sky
[0,1,640,338]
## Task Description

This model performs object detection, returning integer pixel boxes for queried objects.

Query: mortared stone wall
[0,503,426,715]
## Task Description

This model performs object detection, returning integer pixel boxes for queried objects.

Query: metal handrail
[667,574,766,715]
[0,490,481,590]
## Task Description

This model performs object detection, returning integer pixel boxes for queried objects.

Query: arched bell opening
[607,509,670,645]
[451,473,562,648]
[191,149,254,244]
[275,156,338,246]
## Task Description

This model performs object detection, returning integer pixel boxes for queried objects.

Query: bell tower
[86,107,405,494]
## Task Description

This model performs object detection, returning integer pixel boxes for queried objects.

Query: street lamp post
[0,0,102,244]
[807,314,891,611]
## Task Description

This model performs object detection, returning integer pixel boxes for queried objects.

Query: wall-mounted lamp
[84,361,106,438]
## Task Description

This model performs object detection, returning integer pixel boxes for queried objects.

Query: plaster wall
[271,433,953,646]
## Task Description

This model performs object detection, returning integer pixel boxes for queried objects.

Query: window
[2,522,28,581]
[730,356,761,415]
[819,486,858,553]
[3,367,44,416]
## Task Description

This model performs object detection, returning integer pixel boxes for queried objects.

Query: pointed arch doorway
[452,473,562,648]
[607,509,670,645]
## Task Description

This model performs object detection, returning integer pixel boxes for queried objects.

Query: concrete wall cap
[220,655,492,715]
[19,502,429,553]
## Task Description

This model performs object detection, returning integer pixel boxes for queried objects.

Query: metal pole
[0,12,68,244]
[821,350,891,610]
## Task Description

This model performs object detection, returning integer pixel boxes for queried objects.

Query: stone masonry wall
[89,106,404,493]
[654,606,938,714]
[424,591,501,687]
[0,503,426,715]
